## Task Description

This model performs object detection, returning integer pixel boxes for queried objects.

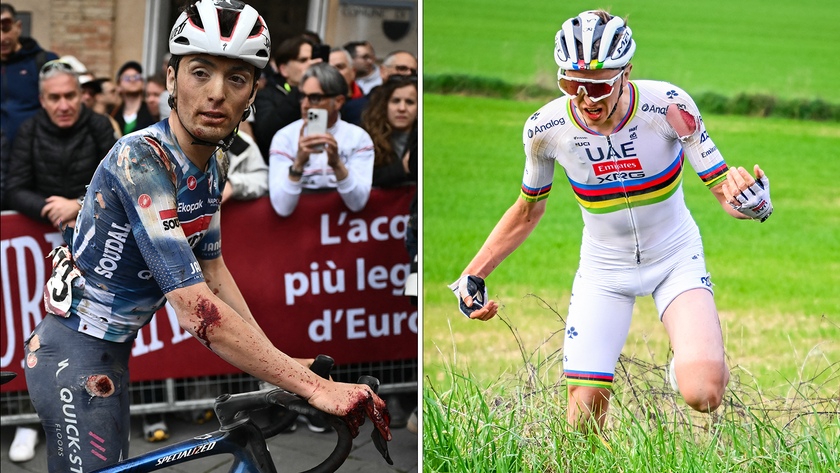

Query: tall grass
[423,305,840,472]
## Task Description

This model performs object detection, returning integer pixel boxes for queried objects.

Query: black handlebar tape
[309,355,334,379]
[0,371,17,386]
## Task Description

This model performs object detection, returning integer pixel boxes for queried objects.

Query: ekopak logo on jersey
[177,200,203,214]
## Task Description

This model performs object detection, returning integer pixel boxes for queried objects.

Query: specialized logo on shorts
[138,194,152,208]
[187,176,197,190]
[593,159,642,176]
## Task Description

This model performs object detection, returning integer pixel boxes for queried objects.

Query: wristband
[288,166,303,178]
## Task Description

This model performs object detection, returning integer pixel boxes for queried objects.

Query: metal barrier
[0,358,417,426]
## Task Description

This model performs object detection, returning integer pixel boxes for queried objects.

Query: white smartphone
[306,108,328,151]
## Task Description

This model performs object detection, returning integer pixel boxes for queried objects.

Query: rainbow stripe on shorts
[565,369,613,389]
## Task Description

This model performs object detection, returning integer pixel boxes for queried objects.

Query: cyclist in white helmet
[25,2,390,470]
[450,9,773,431]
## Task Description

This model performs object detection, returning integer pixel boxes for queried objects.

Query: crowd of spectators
[1,3,418,455]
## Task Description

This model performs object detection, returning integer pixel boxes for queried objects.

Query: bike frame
[91,420,280,473]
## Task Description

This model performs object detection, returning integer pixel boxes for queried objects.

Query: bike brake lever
[357,375,393,465]
[310,355,334,379]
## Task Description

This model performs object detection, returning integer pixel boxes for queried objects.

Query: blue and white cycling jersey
[48,120,227,342]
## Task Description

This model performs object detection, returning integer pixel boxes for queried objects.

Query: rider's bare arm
[463,197,547,278]
[165,283,391,439]
[197,255,313,367]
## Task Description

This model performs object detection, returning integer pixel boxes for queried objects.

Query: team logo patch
[159,209,180,231]
[138,194,152,208]
[187,176,197,190]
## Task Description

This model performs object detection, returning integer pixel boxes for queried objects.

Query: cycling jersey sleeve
[105,137,206,293]
[663,86,730,189]
[268,126,301,217]
[336,131,373,212]
[520,109,557,202]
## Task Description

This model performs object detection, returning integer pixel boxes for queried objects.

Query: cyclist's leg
[661,289,729,412]
[24,315,132,472]
[563,268,635,430]
[653,237,728,413]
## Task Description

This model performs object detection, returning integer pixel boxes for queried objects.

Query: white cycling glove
[728,175,773,222]
[448,275,488,318]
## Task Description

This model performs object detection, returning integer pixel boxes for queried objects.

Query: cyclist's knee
[678,359,728,412]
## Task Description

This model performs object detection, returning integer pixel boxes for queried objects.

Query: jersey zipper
[605,135,642,264]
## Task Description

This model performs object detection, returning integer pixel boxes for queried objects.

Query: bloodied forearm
[166,283,323,399]
[197,255,269,339]
[164,282,393,440]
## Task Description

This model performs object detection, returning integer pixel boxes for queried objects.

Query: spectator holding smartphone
[268,63,373,217]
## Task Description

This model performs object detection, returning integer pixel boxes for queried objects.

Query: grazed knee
[678,361,728,412]
[86,375,115,397]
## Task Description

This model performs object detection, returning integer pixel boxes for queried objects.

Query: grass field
[423,0,840,101]
[421,94,840,470]
[420,1,839,469]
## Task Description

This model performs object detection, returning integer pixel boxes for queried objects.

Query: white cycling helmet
[169,0,270,70]
[554,10,635,71]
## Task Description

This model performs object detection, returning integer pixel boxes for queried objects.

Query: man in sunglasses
[379,50,418,83]
[451,10,773,432]
[0,3,58,145]
[111,60,157,135]
[268,62,374,217]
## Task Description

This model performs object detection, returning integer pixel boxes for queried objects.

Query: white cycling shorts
[562,220,713,389]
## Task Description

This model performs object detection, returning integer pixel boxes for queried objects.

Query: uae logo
[138,194,152,209]
[187,176,197,190]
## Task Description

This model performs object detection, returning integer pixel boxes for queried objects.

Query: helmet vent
[174,37,190,45]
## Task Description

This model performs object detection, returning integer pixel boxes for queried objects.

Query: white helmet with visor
[554,10,635,72]
[169,0,270,70]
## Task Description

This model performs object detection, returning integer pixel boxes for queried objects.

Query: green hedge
[424,74,840,122]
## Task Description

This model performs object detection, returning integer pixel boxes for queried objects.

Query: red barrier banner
[1,186,417,392]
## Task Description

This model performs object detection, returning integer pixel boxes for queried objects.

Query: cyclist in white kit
[450,9,773,430]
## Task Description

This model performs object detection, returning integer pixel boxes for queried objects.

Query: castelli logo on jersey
[187,176,197,190]
[138,194,152,208]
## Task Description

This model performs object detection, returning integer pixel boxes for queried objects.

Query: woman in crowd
[362,75,418,188]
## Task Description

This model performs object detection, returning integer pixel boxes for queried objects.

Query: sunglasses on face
[387,74,418,84]
[121,74,143,83]
[1,18,14,33]
[299,93,336,105]
[391,65,417,75]
[558,68,625,102]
